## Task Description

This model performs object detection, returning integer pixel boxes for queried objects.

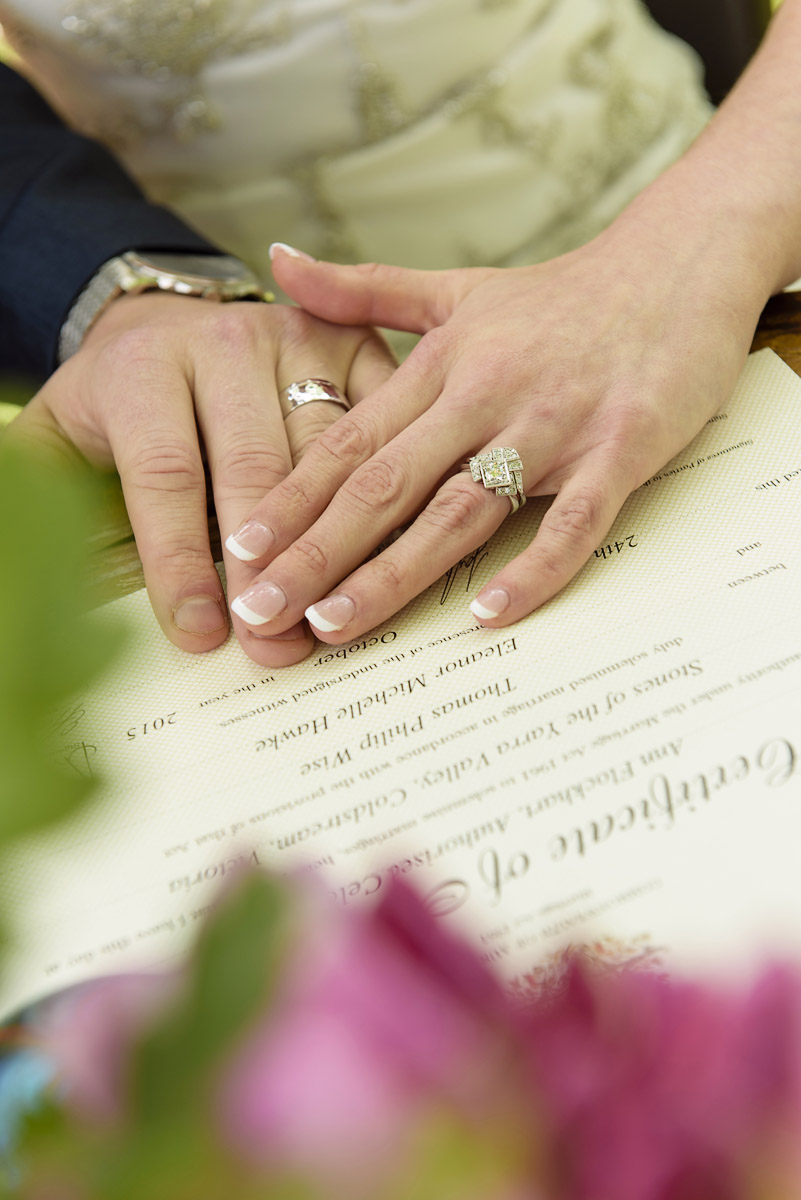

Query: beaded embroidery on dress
[22,0,292,141]
[0,0,712,281]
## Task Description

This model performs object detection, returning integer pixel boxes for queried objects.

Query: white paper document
[2,348,800,1016]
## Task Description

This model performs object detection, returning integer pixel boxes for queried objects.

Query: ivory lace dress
[1,0,711,285]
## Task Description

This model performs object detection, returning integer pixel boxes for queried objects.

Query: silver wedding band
[279,378,352,420]
[463,447,527,515]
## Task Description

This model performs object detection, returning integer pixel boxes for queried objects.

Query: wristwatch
[58,250,275,363]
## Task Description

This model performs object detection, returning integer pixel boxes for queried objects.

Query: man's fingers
[109,369,228,651]
[283,329,397,463]
[193,343,322,667]
[345,328,398,404]
[15,294,407,668]
[8,383,229,653]
[197,364,292,546]
[469,457,631,626]
[269,243,471,332]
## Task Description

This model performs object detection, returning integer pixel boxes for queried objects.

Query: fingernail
[225,520,275,562]
[470,587,510,620]
[269,242,316,263]
[231,582,287,625]
[173,594,227,634]
[305,595,356,632]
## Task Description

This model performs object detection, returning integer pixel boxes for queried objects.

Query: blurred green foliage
[0,425,123,841]
[0,395,303,1198]
[18,873,297,1200]
[0,404,302,1198]
[134,871,289,1130]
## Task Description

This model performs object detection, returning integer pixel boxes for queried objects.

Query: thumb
[268,243,466,333]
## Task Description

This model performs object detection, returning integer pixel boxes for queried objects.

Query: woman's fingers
[223,329,453,568]
[230,409,635,645]
[303,470,511,638]
[269,243,478,332]
[227,393,487,633]
[253,234,758,654]
[303,449,632,641]
[224,321,410,566]
[227,409,543,637]
[470,454,632,625]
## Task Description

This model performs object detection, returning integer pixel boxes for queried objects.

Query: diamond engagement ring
[466,447,526,514]
[279,378,352,419]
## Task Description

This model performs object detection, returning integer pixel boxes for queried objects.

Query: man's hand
[5,291,396,666]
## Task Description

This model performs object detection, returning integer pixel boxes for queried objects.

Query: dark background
[645,0,773,103]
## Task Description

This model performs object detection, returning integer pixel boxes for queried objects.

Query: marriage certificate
[1,348,800,1015]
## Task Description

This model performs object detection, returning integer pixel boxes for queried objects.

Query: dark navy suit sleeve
[0,62,221,378]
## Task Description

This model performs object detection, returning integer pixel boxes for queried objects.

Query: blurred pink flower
[217,880,523,1186]
[32,875,801,1200]
[520,960,801,1200]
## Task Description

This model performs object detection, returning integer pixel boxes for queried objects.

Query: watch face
[131,251,256,284]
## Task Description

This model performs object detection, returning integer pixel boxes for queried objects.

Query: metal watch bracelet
[57,252,274,364]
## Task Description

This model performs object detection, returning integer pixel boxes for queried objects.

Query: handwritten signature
[439,542,490,605]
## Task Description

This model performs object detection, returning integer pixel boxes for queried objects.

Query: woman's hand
[219,211,772,647]
[6,292,395,666]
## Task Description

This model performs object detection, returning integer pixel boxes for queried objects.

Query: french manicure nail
[305,595,356,632]
[269,241,316,263]
[225,520,275,562]
[231,582,287,625]
[173,595,227,634]
[469,587,510,620]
